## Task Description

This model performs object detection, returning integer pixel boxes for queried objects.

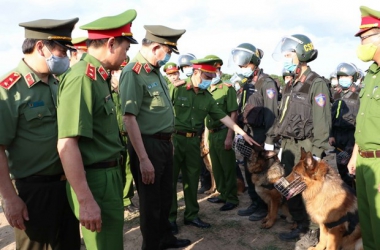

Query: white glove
[312,155,321,161]
[278,148,283,161]
[264,143,274,151]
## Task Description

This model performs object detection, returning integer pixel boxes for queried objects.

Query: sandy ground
[0,179,300,250]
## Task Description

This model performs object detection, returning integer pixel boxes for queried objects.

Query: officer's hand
[241,134,260,147]
[347,156,356,175]
[140,158,155,185]
[328,137,335,146]
[79,198,102,233]
[3,195,29,230]
[378,183,380,193]
[224,137,233,150]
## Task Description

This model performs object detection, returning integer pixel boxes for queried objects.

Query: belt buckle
[186,132,193,138]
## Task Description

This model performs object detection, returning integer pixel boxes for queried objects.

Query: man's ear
[35,40,45,56]
[107,37,116,52]
[152,43,160,55]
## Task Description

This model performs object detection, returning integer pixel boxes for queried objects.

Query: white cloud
[0,0,377,78]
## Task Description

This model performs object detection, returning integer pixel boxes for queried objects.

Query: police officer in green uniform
[169,56,257,233]
[57,10,138,250]
[269,34,331,249]
[164,62,185,86]
[348,6,380,249]
[204,55,240,211]
[70,36,87,67]
[111,56,139,213]
[0,18,80,249]
[329,62,360,188]
[230,43,279,221]
[120,25,191,250]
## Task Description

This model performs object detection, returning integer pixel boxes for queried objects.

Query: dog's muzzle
[274,176,306,200]
[232,135,252,158]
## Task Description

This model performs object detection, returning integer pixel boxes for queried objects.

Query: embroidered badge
[98,66,108,81]
[85,63,96,80]
[266,88,276,99]
[315,93,326,107]
[147,82,158,89]
[132,62,142,74]
[144,63,151,74]
[0,72,21,90]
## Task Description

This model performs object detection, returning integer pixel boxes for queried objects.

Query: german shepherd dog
[247,146,291,228]
[200,132,216,194]
[284,148,362,250]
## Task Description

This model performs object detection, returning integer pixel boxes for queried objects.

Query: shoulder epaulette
[132,62,142,74]
[0,72,21,90]
[85,63,96,80]
[98,66,108,81]
[223,82,232,88]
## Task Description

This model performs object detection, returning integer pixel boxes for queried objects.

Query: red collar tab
[98,66,108,81]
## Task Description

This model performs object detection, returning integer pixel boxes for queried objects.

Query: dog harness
[324,211,359,236]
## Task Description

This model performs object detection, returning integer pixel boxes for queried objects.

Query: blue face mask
[283,57,297,72]
[157,52,171,67]
[238,67,254,77]
[339,78,352,88]
[198,77,212,89]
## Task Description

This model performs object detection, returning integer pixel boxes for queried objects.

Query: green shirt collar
[368,62,380,74]
[18,59,57,88]
[135,51,155,74]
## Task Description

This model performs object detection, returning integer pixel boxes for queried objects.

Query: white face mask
[284,78,291,84]
[331,79,338,87]
[211,74,221,85]
[183,67,193,77]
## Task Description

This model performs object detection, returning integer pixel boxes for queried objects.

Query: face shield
[229,47,254,67]
[272,36,301,61]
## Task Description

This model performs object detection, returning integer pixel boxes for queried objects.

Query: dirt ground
[0,179,300,250]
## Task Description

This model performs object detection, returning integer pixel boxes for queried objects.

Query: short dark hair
[22,39,56,54]
[86,36,130,49]
[142,38,153,47]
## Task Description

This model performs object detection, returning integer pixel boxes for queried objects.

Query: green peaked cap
[80,9,138,44]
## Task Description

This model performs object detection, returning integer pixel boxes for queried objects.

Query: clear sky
[0,0,378,78]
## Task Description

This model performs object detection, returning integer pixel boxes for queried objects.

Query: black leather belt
[17,174,66,183]
[359,149,380,158]
[85,159,120,169]
[143,133,172,141]
[174,130,197,138]
[209,125,227,133]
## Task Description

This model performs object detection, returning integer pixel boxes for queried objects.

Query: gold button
[38,114,42,118]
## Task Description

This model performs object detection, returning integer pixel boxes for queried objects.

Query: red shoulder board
[0,72,21,90]
[98,66,108,81]
[223,82,232,88]
[144,63,151,74]
[24,73,36,88]
[85,63,96,80]
[186,84,192,90]
[132,62,142,74]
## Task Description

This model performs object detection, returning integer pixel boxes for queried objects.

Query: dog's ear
[300,147,307,160]
[305,151,316,170]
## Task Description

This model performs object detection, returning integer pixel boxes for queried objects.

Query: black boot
[295,229,320,250]
[278,223,308,241]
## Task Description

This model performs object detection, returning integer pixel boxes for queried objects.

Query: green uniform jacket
[57,53,123,165]
[169,79,227,132]
[0,60,62,178]
[206,81,238,129]
[268,67,331,157]
[355,62,380,150]
[120,52,174,134]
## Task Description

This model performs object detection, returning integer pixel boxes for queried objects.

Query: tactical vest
[274,71,319,140]
[331,90,359,130]
[238,72,274,128]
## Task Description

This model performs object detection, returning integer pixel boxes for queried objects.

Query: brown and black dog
[247,146,291,228]
[284,148,362,250]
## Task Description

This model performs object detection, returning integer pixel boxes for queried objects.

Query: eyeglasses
[360,32,380,41]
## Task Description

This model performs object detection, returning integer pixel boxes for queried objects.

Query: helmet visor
[272,36,301,61]
[231,48,254,67]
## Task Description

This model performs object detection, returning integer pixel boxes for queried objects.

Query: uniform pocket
[23,105,55,133]
[147,89,166,109]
